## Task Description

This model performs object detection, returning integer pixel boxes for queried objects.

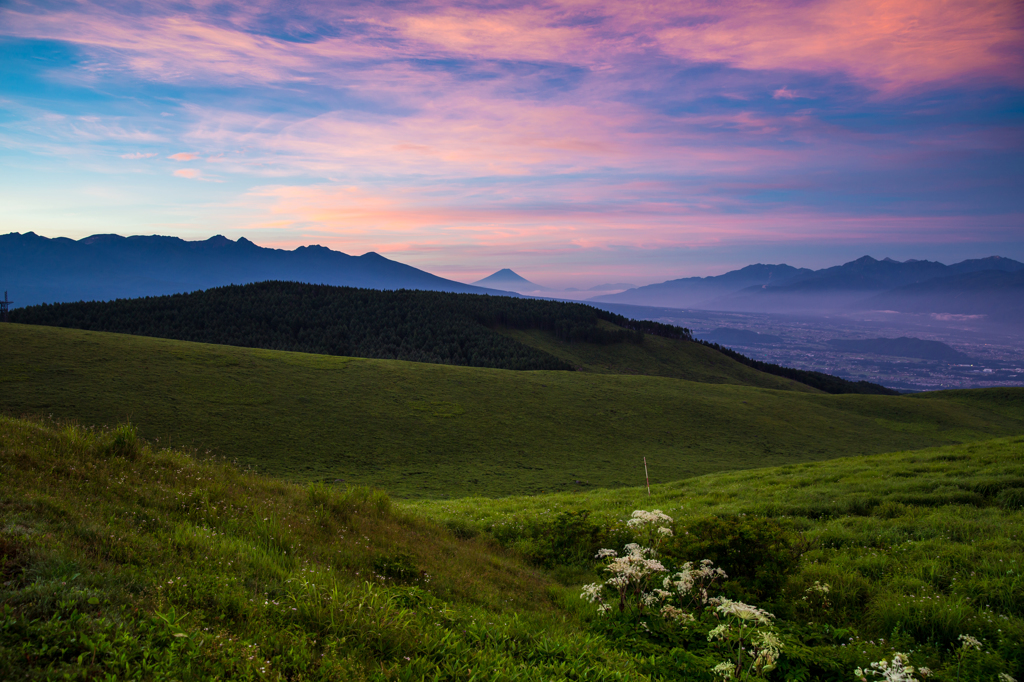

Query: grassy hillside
[2,323,1023,498]
[405,436,1024,680]
[499,323,814,392]
[0,415,640,681]
[3,418,1021,680]
[10,280,892,395]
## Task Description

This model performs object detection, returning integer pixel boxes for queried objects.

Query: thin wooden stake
[644,456,650,495]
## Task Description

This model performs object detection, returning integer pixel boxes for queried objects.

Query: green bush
[663,515,798,601]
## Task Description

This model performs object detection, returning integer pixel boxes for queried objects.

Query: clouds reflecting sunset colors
[1,0,1021,284]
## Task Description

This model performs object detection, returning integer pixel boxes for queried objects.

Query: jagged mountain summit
[0,232,515,306]
[472,268,551,292]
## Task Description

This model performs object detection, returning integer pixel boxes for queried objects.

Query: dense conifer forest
[11,281,892,393]
[10,283,653,371]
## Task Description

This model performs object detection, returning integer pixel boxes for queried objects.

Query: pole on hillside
[0,291,11,323]
[644,456,650,496]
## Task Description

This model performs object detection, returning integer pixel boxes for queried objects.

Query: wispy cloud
[168,152,198,161]
[121,152,158,159]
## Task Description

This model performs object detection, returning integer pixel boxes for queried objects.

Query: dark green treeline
[10,283,667,371]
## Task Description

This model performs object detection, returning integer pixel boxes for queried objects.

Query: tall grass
[0,416,643,680]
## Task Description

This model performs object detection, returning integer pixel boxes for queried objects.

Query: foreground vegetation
[3,418,1022,680]
[2,324,1022,497]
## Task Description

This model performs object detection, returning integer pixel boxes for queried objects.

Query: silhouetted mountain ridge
[0,232,515,306]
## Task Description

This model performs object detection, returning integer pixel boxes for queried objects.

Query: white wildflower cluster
[708,599,782,680]
[711,661,735,680]
[578,508,785,681]
[580,582,603,603]
[855,653,921,682]
[957,633,982,651]
[715,598,775,625]
[580,510,683,617]
[664,559,728,611]
[582,541,668,615]
[998,673,1017,682]
[659,604,694,622]
[626,509,673,528]
[626,509,674,546]
[800,580,832,612]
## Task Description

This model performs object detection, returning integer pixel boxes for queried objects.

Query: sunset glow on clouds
[1,0,1021,284]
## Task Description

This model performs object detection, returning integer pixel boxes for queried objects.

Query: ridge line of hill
[8,280,892,394]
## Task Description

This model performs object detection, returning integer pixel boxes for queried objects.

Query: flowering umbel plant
[581,542,668,616]
[581,509,676,616]
[664,559,728,614]
[580,510,781,679]
[951,634,983,682]
[707,598,782,680]
[854,652,922,682]
[800,580,831,614]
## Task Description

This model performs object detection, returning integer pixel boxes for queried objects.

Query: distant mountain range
[567,283,637,292]
[592,255,1024,323]
[592,263,811,308]
[5,234,1021,326]
[0,232,514,306]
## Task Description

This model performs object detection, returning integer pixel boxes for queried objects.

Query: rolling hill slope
[8,281,893,394]
[498,324,813,392]
[1,323,1021,498]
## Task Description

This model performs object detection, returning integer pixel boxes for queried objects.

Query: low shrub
[664,515,798,601]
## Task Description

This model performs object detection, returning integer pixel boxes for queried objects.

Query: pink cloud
[168,152,198,161]
[120,152,157,159]
[3,0,1019,95]
[173,168,202,179]
[654,0,1024,93]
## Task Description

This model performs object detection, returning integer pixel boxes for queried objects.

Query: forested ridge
[9,282,656,371]
[10,281,894,393]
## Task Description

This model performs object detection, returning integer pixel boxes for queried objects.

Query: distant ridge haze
[4,233,1020,327]
[592,255,1023,325]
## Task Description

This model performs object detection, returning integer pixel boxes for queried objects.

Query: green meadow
[2,323,1023,498]
[498,324,811,390]
[1,418,1021,680]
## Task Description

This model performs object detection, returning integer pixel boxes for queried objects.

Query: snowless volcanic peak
[472,269,550,291]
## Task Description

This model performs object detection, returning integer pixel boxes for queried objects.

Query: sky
[1,0,1022,287]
